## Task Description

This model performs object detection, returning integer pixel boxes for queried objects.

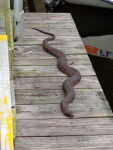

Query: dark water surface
[89,55,113,111]
[56,2,113,37]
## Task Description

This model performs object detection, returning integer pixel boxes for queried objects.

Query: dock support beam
[0,0,16,149]
[0,35,14,150]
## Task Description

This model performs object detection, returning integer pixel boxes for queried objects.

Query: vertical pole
[13,0,24,42]
[14,0,23,12]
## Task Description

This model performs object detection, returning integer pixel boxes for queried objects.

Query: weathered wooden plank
[14,35,81,45]
[16,95,106,105]
[14,54,88,60]
[14,76,100,89]
[24,28,78,36]
[15,43,84,48]
[15,89,106,104]
[24,20,77,31]
[13,65,95,77]
[14,44,86,56]
[16,101,112,119]
[15,146,113,150]
[24,13,72,20]
[24,19,74,23]
[15,135,113,150]
[14,76,101,89]
[14,55,91,66]
[16,118,113,136]
[15,88,103,97]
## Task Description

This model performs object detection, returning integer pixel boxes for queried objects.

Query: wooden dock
[14,13,113,149]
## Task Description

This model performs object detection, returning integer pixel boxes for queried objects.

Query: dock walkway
[14,13,113,149]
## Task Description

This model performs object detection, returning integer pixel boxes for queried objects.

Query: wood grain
[15,89,106,104]
[16,101,112,119]
[24,22,76,29]
[24,28,78,36]
[15,135,113,150]
[14,55,91,66]
[24,13,73,20]
[14,44,87,55]
[13,65,95,77]
[16,118,113,137]
[14,35,82,45]
[14,76,101,89]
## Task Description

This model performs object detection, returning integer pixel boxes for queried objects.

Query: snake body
[33,28,81,118]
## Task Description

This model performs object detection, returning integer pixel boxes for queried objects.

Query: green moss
[5,10,13,49]
[4,9,14,79]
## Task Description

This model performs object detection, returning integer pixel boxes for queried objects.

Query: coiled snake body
[33,28,81,118]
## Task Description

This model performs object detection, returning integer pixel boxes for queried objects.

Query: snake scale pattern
[33,28,81,118]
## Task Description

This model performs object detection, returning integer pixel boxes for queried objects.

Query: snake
[32,28,81,118]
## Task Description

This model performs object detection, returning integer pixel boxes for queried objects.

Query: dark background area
[55,2,113,37]
[89,55,113,112]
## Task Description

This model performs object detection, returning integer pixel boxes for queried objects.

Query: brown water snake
[32,28,81,118]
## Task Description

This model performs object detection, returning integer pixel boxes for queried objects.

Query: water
[89,54,113,112]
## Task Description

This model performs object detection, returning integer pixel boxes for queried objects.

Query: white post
[0,0,16,143]
[13,0,24,42]
[0,35,14,150]
[14,0,23,12]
